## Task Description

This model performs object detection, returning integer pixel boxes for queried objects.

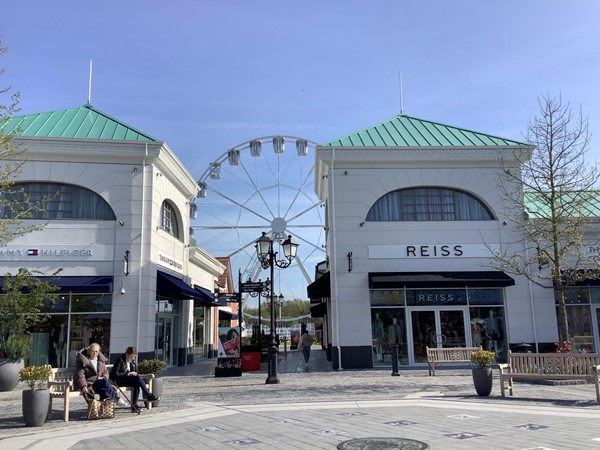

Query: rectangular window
[406,289,467,306]
[563,304,594,352]
[370,290,405,306]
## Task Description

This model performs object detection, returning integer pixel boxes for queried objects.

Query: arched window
[160,200,181,239]
[366,187,494,221]
[0,182,116,220]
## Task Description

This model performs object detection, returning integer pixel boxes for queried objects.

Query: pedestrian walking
[300,324,315,369]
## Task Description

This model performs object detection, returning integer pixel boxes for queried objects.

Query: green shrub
[138,359,167,375]
[471,349,496,368]
[19,364,52,390]
[0,334,32,360]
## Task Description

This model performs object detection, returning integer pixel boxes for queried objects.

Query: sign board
[216,293,240,301]
[240,281,269,293]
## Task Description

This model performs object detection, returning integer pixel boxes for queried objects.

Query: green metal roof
[324,114,529,148]
[524,191,600,219]
[0,104,157,141]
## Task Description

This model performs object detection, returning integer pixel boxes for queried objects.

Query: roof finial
[399,72,404,116]
[86,60,93,107]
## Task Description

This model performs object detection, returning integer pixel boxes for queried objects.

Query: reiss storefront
[311,114,558,370]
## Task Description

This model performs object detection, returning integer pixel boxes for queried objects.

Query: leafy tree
[491,94,599,342]
[0,41,45,247]
[0,268,61,358]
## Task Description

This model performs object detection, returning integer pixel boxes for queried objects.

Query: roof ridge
[2,104,157,141]
[324,114,531,148]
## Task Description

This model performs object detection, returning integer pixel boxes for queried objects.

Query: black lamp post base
[265,375,280,384]
[266,343,279,384]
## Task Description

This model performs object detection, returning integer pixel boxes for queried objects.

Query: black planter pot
[0,358,24,392]
[22,389,50,427]
[471,367,493,396]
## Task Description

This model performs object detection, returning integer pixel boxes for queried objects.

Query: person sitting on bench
[110,346,159,414]
[75,343,124,406]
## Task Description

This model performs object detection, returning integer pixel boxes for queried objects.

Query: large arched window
[366,187,494,221]
[160,200,181,239]
[0,182,116,220]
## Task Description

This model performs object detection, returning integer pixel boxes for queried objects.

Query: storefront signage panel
[467,289,503,305]
[157,252,184,274]
[0,245,110,260]
[406,289,467,306]
[370,290,406,306]
[369,244,499,259]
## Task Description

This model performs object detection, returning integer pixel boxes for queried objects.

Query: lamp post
[277,293,284,321]
[248,278,270,345]
[255,232,298,384]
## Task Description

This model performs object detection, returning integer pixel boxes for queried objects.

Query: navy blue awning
[307,272,330,301]
[193,284,220,307]
[0,276,113,293]
[368,271,515,289]
[218,309,238,320]
[156,271,218,306]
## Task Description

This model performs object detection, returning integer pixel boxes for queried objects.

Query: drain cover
[337,438,429,450]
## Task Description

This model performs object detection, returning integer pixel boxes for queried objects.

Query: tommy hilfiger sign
[0,245,110,260]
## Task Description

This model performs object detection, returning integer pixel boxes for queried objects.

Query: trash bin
[514,342,532,353]
[241,345,261,371]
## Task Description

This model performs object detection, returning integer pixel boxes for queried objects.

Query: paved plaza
[1,348,600,449]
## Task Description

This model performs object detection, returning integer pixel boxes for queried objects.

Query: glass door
[410,308,468,364]
[439,310,467,347]
[155,315,174,367]
[411,310,436,364]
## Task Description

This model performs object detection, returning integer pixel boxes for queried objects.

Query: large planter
[22,389,50,427]
[144,377,163,408]
[472,367,493,396]
[0,358,24,392]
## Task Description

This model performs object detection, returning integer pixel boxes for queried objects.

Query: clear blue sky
[2,1,600,302]
[2,1,599,168]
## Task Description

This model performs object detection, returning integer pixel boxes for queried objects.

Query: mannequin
[372,313,384,361]
[484,309,500,353]
[387,317,403,345]
[471,319,482,347]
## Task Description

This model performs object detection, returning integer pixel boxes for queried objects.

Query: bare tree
[0,41,45,246]
[490,94,599,343]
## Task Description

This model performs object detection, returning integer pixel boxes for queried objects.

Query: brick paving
[2,348,600,449]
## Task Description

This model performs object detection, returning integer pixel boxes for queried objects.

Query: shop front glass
[193,307,210,359]
[564,287,594,352]
[371,288,506,366]
[30,293,112,368]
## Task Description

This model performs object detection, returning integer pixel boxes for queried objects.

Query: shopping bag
[87,398,115,420]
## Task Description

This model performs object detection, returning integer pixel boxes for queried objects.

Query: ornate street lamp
[255,231,298,384]
[248,278,270,342]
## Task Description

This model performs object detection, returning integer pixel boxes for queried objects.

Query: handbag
[87,398,115,420]
[297,340,304,351]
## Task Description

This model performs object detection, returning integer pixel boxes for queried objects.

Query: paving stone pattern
[1,348,600,449]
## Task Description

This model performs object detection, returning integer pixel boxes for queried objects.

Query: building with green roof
[310,113,600,371]
[0,104,227,374]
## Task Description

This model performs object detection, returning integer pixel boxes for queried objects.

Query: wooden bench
[498,352,600,401]
[426,346,482,376]
[47,364,154,422]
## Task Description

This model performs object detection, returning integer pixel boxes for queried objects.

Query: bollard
[391,344,400,376]
[284,337,288,356]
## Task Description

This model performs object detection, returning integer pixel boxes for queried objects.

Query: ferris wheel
[192,136,325,302]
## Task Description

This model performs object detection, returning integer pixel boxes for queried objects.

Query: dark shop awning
[310,301,328,318]
[0,276,114,293]
[157,271,216,304]
[368,271,515,289]
[218,309,238,320]
[307,272,330,300]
